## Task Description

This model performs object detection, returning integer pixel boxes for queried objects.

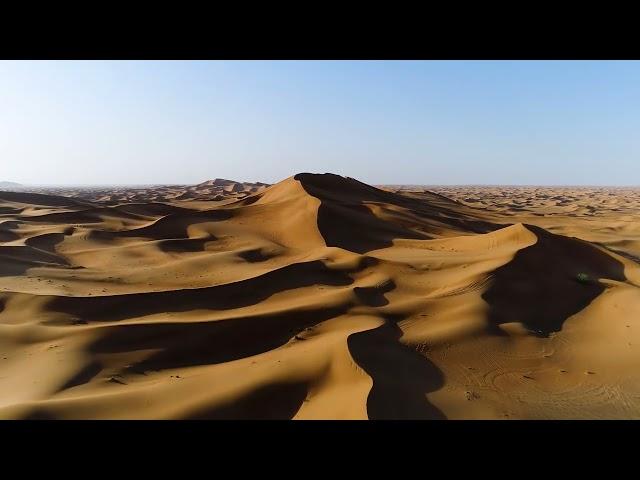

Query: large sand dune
[0,174,639,419]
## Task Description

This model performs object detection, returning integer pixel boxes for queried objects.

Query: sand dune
[22,179,270,205]
[0,175,639,419]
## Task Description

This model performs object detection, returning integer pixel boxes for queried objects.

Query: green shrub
[576,272,591,284]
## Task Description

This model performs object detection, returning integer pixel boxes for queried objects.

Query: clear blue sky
[1,60,639,186]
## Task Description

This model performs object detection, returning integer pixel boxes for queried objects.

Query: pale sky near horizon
[1,60,639,186]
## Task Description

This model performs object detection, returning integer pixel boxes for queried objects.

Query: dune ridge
[0,174,639,419]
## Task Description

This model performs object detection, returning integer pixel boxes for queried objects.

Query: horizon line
[3,180,640,189]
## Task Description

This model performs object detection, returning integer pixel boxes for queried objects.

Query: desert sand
[0,174,639,419]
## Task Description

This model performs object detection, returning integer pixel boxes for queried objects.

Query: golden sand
[0,175,638,419]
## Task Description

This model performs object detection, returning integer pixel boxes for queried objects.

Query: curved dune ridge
[0,174,639,419]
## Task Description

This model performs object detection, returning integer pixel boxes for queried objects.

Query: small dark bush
[576,272,591,284]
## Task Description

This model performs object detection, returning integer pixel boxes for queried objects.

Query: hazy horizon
[5,178,640,188]
[2,60,639,187]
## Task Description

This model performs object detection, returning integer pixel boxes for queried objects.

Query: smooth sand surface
[0,175,639,419]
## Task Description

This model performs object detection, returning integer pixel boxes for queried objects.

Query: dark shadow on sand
[25,232,67,253]
[295,173,501,254]
[56,361,103,393]
[115,210,232,239]
[0,245,70,277]
[353,280,395,307]
[238,248,278,263]
[348,316,446,420]
[0,221,21,242]
[47,260,355,323]
[157,237,215,253]
[186,381,308,420]
[482,224,627,336]
[91,306,350,372]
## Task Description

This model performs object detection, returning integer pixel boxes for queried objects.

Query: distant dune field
[0,174,639,419]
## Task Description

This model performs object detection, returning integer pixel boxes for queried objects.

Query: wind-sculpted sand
[0,175,639,419]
